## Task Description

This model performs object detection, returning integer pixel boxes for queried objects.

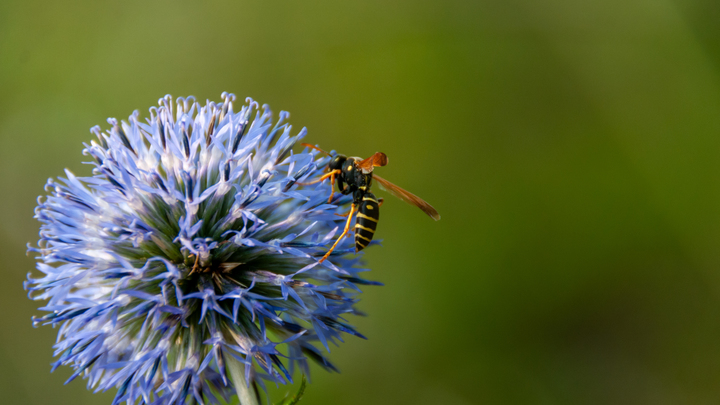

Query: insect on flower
[298,143,440,263]
[26,93,381,405]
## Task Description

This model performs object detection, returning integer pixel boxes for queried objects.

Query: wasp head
[328,154,347,171]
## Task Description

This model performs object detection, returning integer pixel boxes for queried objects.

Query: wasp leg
[334,206,355,218]
[319,204,357,264]
[327,173,350,202]
[327,172,337,203]
[378,198,384,207]
[297,169,341,186]
[333,207,357,238]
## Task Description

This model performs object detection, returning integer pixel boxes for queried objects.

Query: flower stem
[279,375,307,405]
[226,356,259,405]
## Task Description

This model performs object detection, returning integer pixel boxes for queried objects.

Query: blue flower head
[26,93,381,404]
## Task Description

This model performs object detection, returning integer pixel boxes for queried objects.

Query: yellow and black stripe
[355,192,380,252]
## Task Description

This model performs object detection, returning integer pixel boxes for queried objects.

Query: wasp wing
[357,152,388,173]
[373,175,440,221]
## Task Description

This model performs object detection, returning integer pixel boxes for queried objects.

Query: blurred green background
[3,0,720,404]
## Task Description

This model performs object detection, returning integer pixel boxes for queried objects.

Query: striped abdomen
[355,192,379,252]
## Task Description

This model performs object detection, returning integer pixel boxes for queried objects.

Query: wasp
[299,143,440,263]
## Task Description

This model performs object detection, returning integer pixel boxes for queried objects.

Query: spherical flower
[26,93,381,405]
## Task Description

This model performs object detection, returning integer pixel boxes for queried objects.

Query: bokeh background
[2,0,720,404]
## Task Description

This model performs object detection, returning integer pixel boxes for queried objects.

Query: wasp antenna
[301,143,331,156]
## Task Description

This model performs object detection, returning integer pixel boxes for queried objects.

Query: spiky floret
[26,93,380,404]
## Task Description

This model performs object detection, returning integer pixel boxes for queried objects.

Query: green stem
[280,375,307,405]
[226,355,259,405]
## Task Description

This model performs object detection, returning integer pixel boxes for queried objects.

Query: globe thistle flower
[26,93,381,405]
